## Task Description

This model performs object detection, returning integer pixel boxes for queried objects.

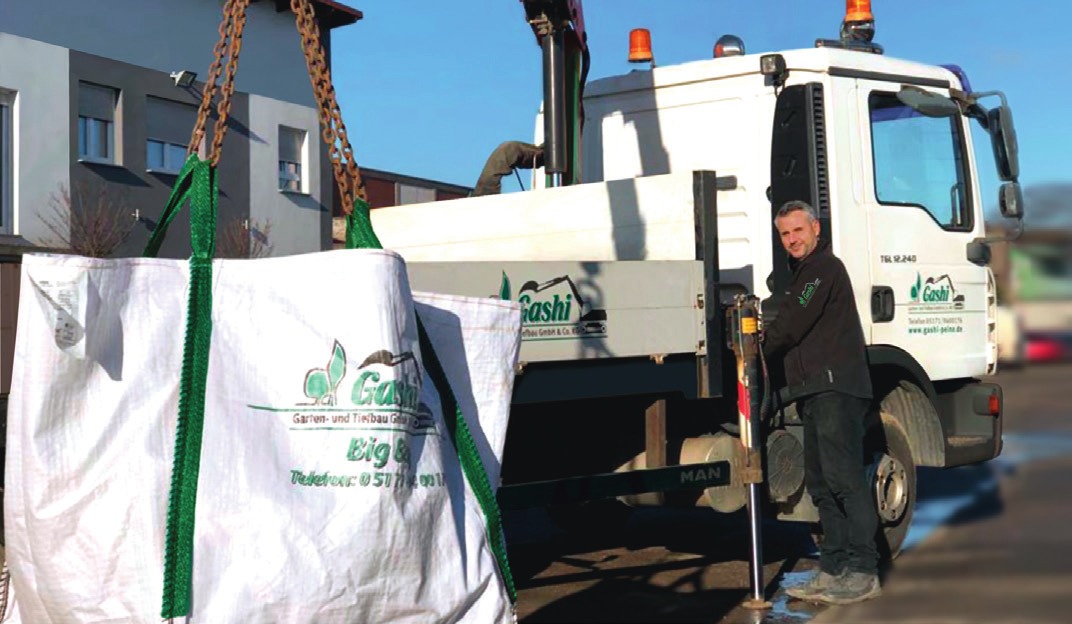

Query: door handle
[871,286,895,323]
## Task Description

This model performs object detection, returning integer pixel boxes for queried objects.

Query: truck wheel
[810,401,918,562]
[869,410,917,562]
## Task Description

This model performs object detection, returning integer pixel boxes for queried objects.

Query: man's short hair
[774,200,819,225]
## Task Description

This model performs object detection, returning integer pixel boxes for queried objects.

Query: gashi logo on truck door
[909,273,965,309]
[907,273,966,337]
[497,272,608,341]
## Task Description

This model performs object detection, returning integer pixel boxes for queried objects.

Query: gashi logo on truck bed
[497,272,608,341]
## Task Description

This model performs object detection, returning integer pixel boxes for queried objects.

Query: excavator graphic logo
[909,273,965,310]
[497,272,608,340]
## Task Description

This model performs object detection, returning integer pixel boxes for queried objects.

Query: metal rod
[542,28,567,181]
[747,480,764,602]
[548,172,563,188]
[730,296,771,610]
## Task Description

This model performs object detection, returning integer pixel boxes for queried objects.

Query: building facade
[0,0,361,259]
[330,167,472,247]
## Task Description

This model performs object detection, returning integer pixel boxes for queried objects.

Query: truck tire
[870,392,918,562]
[810,390,918,563]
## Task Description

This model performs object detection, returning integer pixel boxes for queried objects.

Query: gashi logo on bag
[301,341,431,428]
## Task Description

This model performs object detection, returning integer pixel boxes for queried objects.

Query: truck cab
[521,39,1021,461]
[544,47,1001,381]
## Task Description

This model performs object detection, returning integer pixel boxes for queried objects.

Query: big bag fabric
[3,244,521,622]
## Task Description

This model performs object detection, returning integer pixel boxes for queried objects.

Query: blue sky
[329,0,1069,210]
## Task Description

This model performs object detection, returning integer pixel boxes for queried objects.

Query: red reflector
[989,393,1000,416]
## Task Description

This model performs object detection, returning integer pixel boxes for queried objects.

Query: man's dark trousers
[801,391,880,576]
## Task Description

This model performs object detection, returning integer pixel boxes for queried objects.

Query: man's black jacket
[762,238,873,401]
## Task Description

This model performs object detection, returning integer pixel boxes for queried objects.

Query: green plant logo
[304,340,347,405]
[498,271,511,301]
[910,273,923,302]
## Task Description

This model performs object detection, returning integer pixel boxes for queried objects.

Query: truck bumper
[937,381,1004,467]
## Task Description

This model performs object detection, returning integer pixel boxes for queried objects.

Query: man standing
[761,200,881,605]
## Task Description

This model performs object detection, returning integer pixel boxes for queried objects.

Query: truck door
[857,79,989,381]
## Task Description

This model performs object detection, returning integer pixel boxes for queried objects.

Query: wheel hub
[873,453,909,523]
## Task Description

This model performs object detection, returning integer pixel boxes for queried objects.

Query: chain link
[189,0,363,213]
[290,0,365,213]
[188,0,239,157]
[209,0,251,166]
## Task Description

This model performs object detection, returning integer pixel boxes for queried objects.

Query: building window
[146,96,197,174]
[279,126,306,193]
[1,89,13,233]
[868,91,972,231]
[396,183,436,205]
[78,82,117,164]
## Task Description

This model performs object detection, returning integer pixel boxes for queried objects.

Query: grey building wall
[247,93,325,257]
[5,0,318,107]
[69,50,251,259]
[0,35,71,244]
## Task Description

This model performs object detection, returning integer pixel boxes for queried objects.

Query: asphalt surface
[508,363,1072,624]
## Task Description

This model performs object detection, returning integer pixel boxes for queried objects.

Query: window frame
[146,138,189,175]
[278,125,307,194]
[77,83,118,165]
[78,115,115,164]
[0,89,13,234]
[145,95,198,174]
[278,159,303,193]
[867,89,974,233]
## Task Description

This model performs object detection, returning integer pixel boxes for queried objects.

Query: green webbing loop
[143,153,217,618]
[345,198,517,603]
[346,197,383,250]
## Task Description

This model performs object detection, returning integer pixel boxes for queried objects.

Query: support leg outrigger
[728,295,773,611]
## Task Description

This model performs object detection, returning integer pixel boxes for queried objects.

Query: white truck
[370,1,1024,562]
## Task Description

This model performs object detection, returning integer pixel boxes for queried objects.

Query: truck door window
[868,91,972,231]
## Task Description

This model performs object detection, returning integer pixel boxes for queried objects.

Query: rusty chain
[290,0,365,212]
[187,0,362,212]
[209,0,250,166]
[187,0,240,158]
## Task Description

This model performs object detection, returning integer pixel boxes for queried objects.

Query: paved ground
[508,363,1072,623]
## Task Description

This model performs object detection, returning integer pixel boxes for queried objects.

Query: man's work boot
[813,571,881,605]
[784,570,842,601]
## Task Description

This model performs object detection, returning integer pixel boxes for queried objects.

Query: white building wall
[0,34,71,244]
[248,93,323,256]
[4,0,317,107]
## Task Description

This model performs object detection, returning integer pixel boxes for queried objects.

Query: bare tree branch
[39,181,135,258]
[215,217,273,259]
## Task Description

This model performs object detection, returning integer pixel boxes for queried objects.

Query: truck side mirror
[999,181,1023,220]
[988,105,1019,181]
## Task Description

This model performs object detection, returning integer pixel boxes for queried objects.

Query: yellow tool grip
[741,317,757,334]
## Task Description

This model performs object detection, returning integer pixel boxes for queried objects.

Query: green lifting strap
[345,197,517,603]
[142,153,216,619]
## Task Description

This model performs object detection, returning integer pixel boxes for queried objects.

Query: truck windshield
[868,92,972,231]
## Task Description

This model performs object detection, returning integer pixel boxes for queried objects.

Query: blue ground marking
[770,430,1072,622]
[768,571,821,621]
[904,431,1072,551]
